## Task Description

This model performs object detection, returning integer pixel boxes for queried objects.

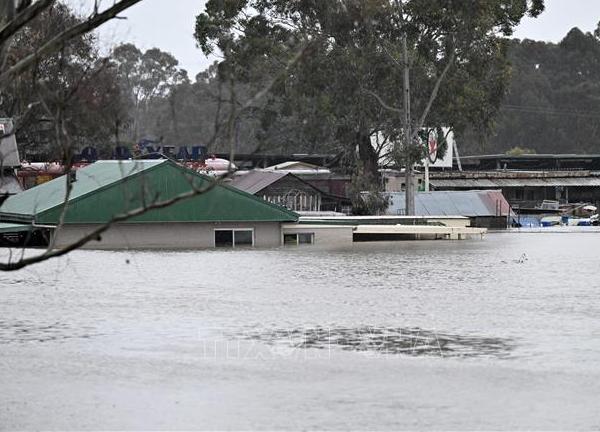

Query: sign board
[422,127,453,168]
[371,127,454,169]
[76,141,208,162]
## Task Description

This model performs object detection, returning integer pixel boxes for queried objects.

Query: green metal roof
[0,222,33,233]
[0,160,299,224]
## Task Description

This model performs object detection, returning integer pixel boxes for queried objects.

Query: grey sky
[72,0,600,78]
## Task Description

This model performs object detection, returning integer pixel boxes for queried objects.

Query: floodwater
[1,233,600,430]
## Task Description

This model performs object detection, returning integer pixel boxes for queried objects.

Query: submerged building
[229,170,351,213]
[384,190,513,228]
[0,160,304,249]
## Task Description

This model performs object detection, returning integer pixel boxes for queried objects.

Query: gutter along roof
[0,160,299,225]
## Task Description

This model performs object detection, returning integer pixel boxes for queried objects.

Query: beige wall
[281,224,354,247]
[52,222,283,250]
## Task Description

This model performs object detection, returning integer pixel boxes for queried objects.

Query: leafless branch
[0,173,222,271]
[363,88,404,115]
[0,0,54,46]
[411,51,455,139]
[1,37,314,272]
[0,0,144,84]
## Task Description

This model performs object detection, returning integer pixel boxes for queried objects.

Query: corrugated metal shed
[386,190,511,217]
[0,160,298,224]
[230,170,288,194]
[430,177,600,188]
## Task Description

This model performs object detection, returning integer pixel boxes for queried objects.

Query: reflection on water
[0,320,96,344]
[241,326,513,358]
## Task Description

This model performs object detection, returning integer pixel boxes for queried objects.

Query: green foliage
[112,43,189,142]
[461,23,600,155]
[0,3,126,160]
[194,0,543,176]
[349,163,389,215]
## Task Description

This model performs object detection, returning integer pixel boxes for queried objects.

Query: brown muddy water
[1,233,600,430]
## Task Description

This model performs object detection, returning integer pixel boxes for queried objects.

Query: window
[515,188,524,200]
[283,232,314,246]
[298,233,314,244]
[234,230,253,246]
[215,230,233,247]
[283,233,298,246]
[214,229,254,248]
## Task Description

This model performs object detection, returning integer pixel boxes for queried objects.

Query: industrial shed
[0,160,299,249]
[384,190,513,228]
[429,171,600,209]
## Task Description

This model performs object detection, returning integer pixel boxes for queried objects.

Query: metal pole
[453,139,462,172]
[424,157,430,192]
[403,33,415,215]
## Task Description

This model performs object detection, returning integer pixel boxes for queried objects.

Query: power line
[500,104,600,119]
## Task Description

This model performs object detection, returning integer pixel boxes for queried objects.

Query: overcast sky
[69,0,600,78]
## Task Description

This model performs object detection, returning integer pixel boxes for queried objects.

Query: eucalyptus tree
[112,43,189,143]
[195,0,544,213]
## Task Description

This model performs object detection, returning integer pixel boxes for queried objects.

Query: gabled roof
[0,160,298,224]
[265,161,330,173]
[230,170,289,194]
[1,160,163,219]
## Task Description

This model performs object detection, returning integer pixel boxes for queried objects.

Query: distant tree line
[460,24,600,155]
[13,1,585,164]
[1,2,241,160]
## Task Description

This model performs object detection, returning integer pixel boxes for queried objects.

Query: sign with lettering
[77,141,208,162]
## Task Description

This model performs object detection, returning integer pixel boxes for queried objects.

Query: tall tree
[195,0,544,213]
[0,2,127,160]
[112,43,188,143]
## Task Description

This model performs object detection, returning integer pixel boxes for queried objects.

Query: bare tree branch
[0,0,144,84]
[0,173,222,271]
[363,88,404,114]
[1,38,314,272]
[0,0,54,46]
[411,51,455,139]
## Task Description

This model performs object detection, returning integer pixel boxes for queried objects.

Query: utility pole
[402,33,415,215]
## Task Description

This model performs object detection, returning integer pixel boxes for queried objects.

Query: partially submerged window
[298,233,314,244]
[234,229,253,246]
[215,230,233,247]
[283,233,298,246]
[215,229,254,248]
[283,232,314,246]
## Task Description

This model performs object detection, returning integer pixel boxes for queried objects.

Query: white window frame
[283,232,315,246]
[214,228,255,248]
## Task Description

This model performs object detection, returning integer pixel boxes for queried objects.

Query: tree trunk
[357,129,379,182]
